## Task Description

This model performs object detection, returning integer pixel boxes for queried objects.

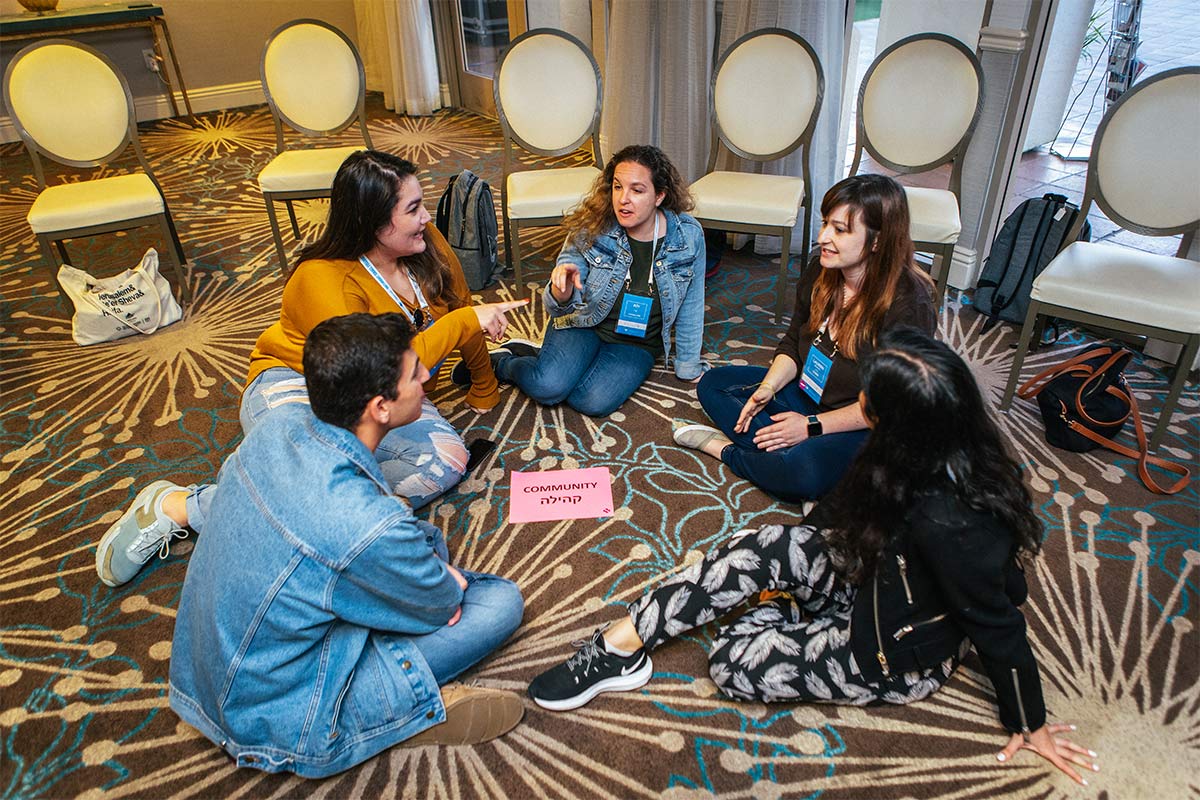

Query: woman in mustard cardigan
[97,151,525,588]
[241,151,524,507]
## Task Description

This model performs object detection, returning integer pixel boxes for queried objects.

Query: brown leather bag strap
[1071,350,1133,428]
[1017,347,1116,400]
[1065,385,1190,494]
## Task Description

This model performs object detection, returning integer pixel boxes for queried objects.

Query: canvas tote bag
[57,248,183,345]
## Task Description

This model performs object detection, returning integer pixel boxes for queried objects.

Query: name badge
[614,292,652,337]
[798,342,834,404]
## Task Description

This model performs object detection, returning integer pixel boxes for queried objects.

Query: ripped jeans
[187,368,467,531]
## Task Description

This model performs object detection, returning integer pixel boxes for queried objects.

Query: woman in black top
[530,328,1097,786]
[674,174,935,503]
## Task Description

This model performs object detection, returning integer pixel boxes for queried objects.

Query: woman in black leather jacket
[529,327,1098,786]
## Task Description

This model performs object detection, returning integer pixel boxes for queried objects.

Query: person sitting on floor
[103,313,525,778]
[529,327,1098,787]
[673,173,936,504]
[478,144,707,417]
[96,151,526,589]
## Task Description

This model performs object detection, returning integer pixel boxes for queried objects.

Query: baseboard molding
[0,80,266,144]
[948,245,980,290]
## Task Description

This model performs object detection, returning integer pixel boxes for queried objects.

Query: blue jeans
[402,569,524,684]
[188,368,467,531]
[494,324,655,417]
[697,365,869,504]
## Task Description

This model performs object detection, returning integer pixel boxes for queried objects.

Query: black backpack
[975,193,1091,325]
[435,169,500,291]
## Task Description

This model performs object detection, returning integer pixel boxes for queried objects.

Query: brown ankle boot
[401,683,523,746]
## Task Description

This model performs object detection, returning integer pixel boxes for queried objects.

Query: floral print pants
[628,524,961,705]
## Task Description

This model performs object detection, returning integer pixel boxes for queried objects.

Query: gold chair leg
[285,200,301,240]
[157,214,190,307]
[775,226,792,323]
[264,196,290,272]
[511,223,523,288]
[934,245,951,312]
[1150,333,1199,452]
[1000,301,1042,411]
[36,234,59,283]
[502,204,514,275]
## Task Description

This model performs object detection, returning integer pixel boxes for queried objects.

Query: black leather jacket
[836,492,1046,734]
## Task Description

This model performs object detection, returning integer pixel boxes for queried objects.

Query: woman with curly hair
[674,173,935,503]
[529,328,1098,787]
[490,144,706,416]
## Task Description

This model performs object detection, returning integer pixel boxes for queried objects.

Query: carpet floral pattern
[1,100,1196,800]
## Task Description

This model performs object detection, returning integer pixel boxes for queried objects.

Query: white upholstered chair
[689,28,824,322]
[494,28,602,287]
[259,19,372,271]
[4,40,189,304]
[1000,66,1200,452]
[850,33,984,309]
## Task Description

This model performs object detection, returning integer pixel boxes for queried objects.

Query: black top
[595,236,664,356]
[774,259,936,411]
[811,491,1047,735]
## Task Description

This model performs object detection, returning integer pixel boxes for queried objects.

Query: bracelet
[758,380,776,397]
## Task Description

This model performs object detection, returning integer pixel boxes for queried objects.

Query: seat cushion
[506,167,601,219]
[28,173,165,233]
[1033,241,1200,333]
[690,171,804,227]
[258,146,364,193]
[905,186,961,244]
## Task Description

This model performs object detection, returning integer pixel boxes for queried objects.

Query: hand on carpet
[996,723,1098,786]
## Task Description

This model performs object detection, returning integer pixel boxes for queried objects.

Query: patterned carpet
[1,97,1197,800]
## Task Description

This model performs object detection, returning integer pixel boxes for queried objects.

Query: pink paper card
[509,467,614,523]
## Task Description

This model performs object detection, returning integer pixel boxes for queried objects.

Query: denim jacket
[543,210,707,380]
[169,404,462,778]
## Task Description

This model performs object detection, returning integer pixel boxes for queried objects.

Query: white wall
[1,0,357,141]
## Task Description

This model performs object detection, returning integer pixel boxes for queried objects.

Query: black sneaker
[450,359,472,388]
[503,338,541,359]
[528,627,653,711]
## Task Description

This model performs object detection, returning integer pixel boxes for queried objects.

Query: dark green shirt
[595,237,664,356]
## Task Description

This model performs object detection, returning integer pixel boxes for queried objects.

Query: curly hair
[805,174,933,360]
[820,327,1043,585]
[560,144,694,248]
[291,150,461,309]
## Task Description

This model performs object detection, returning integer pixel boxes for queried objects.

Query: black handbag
[1017,347,1189,494]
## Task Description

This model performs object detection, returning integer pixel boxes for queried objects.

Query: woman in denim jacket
[490,145,706,416]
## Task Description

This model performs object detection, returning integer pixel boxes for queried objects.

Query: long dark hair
[806,174,933,360]
[561,144,694,248]
[822,327,1042,584]
[291,150,460,308]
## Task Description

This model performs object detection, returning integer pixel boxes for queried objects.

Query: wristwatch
[807,414,823,438]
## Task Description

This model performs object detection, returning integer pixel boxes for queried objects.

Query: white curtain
[599,0,716,182]
[354,0,442,116]
[717,0,848,255]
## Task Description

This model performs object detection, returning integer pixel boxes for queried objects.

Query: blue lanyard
[357,255,431,329]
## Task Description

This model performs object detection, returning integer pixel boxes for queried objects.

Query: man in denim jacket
[99,313,524,777]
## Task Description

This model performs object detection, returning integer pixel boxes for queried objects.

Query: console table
[1,3,193,120]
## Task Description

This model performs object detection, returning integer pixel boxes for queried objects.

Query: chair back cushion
[713,30,822,159]
[263,21,363,135]
[5,42,131,164]
[860,35,981,169]
[1093,68,1200,232]
[495,30,600,155]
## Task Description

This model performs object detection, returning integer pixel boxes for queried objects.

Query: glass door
[449,0,526,116]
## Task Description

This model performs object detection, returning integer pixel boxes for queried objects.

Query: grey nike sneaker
[96,481,189,587]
